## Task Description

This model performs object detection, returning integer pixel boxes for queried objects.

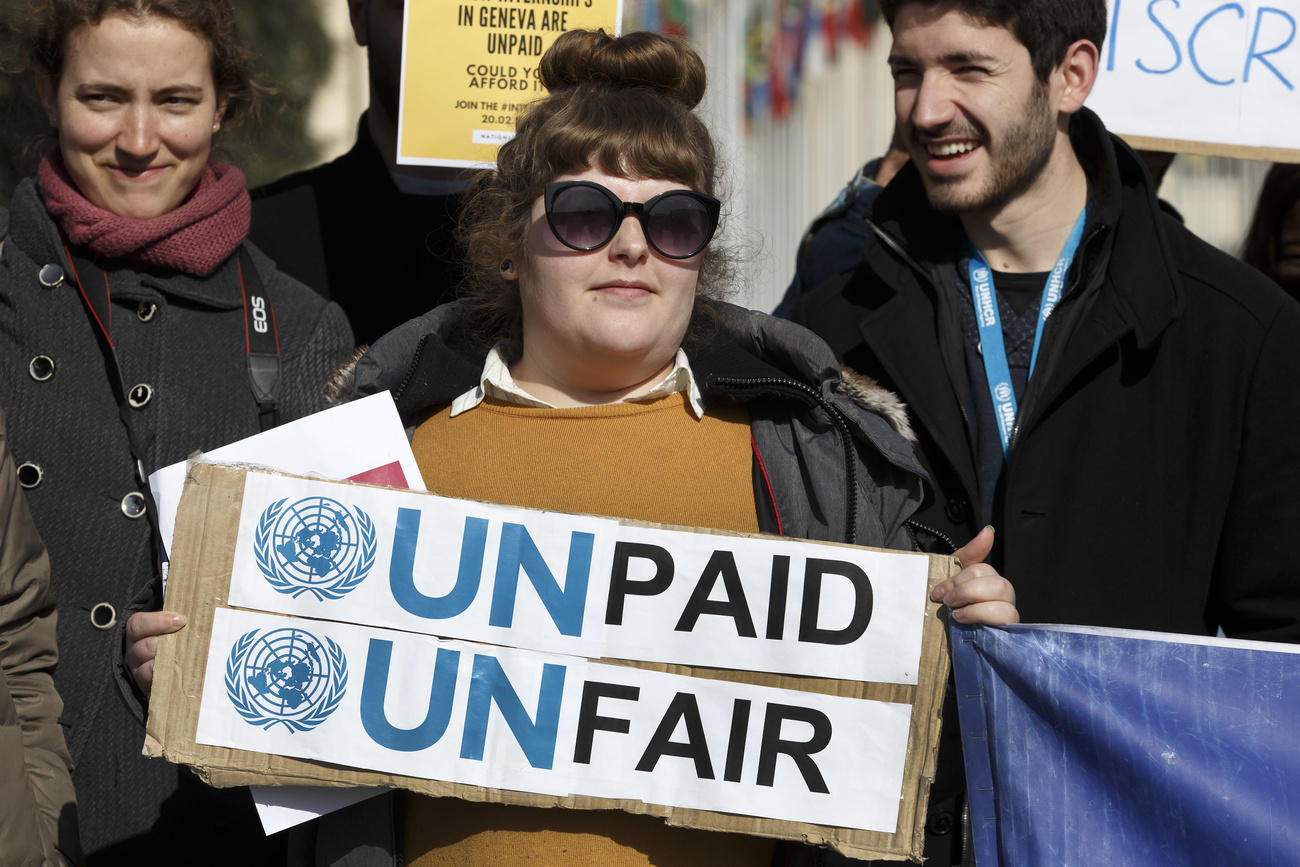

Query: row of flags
[623,0,884,124]
[745,0,881,122]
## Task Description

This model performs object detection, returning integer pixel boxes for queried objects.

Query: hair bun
[539,29,705,110]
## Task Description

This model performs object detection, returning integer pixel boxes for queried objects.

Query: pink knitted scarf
[37,151,251,277]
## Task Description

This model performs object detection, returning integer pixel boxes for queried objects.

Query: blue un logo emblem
[254,497,376,600]
[225,627,348,732]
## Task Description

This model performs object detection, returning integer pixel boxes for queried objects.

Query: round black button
[121,492,147,518]
[38,264,65,288]
[29,355,55,381]
[944,499,970,524]
[17,462,42,489]
[90,602,118,630]
[128,383,153,409]
[928,810,955,836]
[137,301,158,322]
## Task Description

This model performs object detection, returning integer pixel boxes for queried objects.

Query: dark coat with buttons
[0,177,354,859]
[789,109,1300,643]
[0,407,79,865]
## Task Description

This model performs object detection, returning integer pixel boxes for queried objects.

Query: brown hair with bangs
[457,28,725,356]
[20,0,259,127]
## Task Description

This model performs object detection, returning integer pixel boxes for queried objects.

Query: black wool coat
[0,178,354,859]
[790,109,1300,644]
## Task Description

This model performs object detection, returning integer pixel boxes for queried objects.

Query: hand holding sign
[931,526,1019,626]
[126,610,187,696]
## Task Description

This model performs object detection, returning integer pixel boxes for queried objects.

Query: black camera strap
[235,250,283,431]
[63,243,285,552]
[65,244,165,560]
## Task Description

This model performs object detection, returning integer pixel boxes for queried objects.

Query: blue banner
[951,622,1300,866]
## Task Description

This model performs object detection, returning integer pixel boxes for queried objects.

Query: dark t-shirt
[958,269,1050,525]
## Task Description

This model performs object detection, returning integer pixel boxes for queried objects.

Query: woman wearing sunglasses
[311,27,1016,867]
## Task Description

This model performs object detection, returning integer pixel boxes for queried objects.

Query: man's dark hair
[879,0,1107,81]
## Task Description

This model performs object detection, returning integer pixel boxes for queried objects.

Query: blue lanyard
[967,208,1087,457]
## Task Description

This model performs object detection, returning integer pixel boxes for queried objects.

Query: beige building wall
[307,0,370,164]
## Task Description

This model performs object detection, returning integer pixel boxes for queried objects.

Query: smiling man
[788,3,1300,860]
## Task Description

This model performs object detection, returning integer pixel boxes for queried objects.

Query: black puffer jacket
[341,299,926,548]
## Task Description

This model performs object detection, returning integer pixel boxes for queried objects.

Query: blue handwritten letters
[1091,1,1300,152]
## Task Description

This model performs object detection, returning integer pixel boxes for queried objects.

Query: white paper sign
[1089,1,1300,153]
[197,608,912,832]
[226,473,930,684]
[147,392,423,832]
[150,392,426,558]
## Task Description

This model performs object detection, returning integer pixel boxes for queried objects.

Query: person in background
[290,27,1019,867]
[787,1,1300,861]
[773,128,908,317]
[1134,148,1183,222]
[3,0,353,859]
[778,140,1175,324]
[250,0,469,347]
[1241,162,1300,301]
[0,408,79,865]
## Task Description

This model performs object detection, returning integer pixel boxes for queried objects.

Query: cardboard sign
[198,608,913,830]
[1090,0,1300,161]
[149,392,425,561]
[145,463,955,861]
[398,0,623,167]
[224,472,930,684]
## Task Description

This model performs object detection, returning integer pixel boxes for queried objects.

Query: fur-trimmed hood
[326,307,916,444]
[839,366,914,442]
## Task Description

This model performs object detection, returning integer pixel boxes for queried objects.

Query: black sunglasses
[543,180,721,260]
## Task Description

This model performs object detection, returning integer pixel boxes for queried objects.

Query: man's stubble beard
[924,81,1057,216]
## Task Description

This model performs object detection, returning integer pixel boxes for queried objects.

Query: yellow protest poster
[398,0,623,167]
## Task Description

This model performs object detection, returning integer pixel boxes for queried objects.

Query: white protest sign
[1090,0,1300,158]
[150,391,425,559]
[226,472,930,684]
[197,608,912,832]
[147,393,422,831]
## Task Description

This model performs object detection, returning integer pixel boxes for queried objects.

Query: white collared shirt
[449,346,706,419]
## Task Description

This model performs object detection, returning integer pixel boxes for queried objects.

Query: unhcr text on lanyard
[967,207,1087,457]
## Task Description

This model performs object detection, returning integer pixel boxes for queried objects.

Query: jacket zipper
[710,374,862,546]
[905,518,958,554]
[392,334,433,405]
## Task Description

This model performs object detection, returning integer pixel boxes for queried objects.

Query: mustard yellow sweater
[404,392,773,866]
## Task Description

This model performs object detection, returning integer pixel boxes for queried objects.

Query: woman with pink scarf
[0,0,353,860]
